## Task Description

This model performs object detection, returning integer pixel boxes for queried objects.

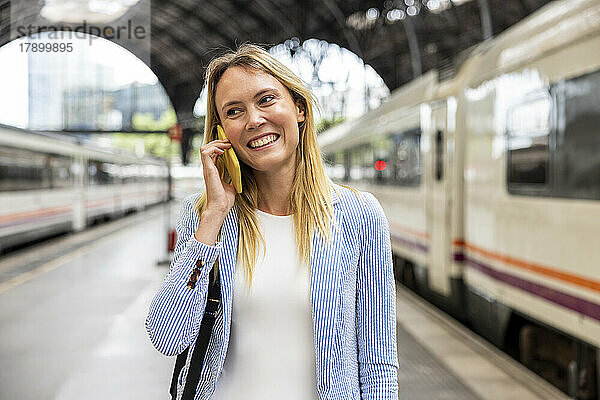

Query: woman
[146,44,398,400]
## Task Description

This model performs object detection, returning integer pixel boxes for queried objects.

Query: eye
[226,108,240,116]
[259,95,275,105]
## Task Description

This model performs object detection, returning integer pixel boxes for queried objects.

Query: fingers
[199,140,236,189]
[200,141,232,151]
[199,141,232,160]
[200,141,231,150]
[206,139,231,147]
[198,140,237,213]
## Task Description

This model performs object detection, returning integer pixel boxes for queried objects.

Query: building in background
[24,33,171,133]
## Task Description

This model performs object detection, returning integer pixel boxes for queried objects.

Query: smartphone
[216,125,243,193]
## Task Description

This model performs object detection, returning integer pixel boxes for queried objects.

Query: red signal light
[375,160,387,171]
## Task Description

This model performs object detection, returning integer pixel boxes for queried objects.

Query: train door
[426,101,452,295]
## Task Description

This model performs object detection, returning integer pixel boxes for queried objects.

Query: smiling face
[214,66,305,174]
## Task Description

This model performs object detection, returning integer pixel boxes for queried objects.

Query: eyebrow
[221,88,279,111]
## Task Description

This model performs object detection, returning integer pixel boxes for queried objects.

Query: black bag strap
[170,262,221,400]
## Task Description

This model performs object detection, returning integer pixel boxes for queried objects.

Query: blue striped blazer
[146,184,399,399]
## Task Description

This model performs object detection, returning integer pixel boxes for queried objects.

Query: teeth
[249,134,278,148]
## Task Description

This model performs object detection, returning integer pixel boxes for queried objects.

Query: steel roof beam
[477,0,494,39]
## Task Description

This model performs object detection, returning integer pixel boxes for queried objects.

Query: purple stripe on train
[390,231,600,322]
[453,252,465,262]
[390,231,428,253]
[465,257,600,323]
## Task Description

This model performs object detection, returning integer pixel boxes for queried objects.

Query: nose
[245,106,266,131]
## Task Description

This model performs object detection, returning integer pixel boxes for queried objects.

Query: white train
[320,0,600,398]
[0,124,170,252]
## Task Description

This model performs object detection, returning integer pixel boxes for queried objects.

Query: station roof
[147,0,552,125]
[2,0,552,127]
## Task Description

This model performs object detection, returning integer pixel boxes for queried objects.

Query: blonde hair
[196,43,335,286]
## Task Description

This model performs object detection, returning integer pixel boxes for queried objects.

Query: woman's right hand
[199,139,236,216]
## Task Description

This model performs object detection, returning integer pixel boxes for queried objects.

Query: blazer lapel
[310,188,344,389]
[218,204,239,349]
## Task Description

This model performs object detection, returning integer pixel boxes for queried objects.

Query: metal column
[403,17,422,78]
[477,0,493,39]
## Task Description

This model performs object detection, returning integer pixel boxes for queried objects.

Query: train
[319,0,600,398]
[0,123,170,253]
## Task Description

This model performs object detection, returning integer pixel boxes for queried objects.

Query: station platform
[0,201,570,400]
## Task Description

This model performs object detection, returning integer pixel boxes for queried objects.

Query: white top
[211,209,317,400]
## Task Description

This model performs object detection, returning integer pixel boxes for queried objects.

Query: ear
[295,101,306,124]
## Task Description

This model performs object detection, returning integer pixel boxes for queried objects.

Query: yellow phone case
[216,125,243,193]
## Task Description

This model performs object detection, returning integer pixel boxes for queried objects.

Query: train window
[347,144,373,183]
[88,160,120,185]
[373,136,395,185]
[435,130,444,181]
[507,92,552,189]
[340,129,421,187]
[107,164,123,184]
[141,164,167,182]
[0,146,50,191]
[553,69,600,200]
[48,155,74,189]
[343,151,350,183]
[507,70,600,201]
[393,128,422,187]
[349,148,364,181]
[361,145,375,183]
[327,151,346,181]
[121,164,140,183]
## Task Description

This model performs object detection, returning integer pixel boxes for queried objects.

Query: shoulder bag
[170,260,221,400]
